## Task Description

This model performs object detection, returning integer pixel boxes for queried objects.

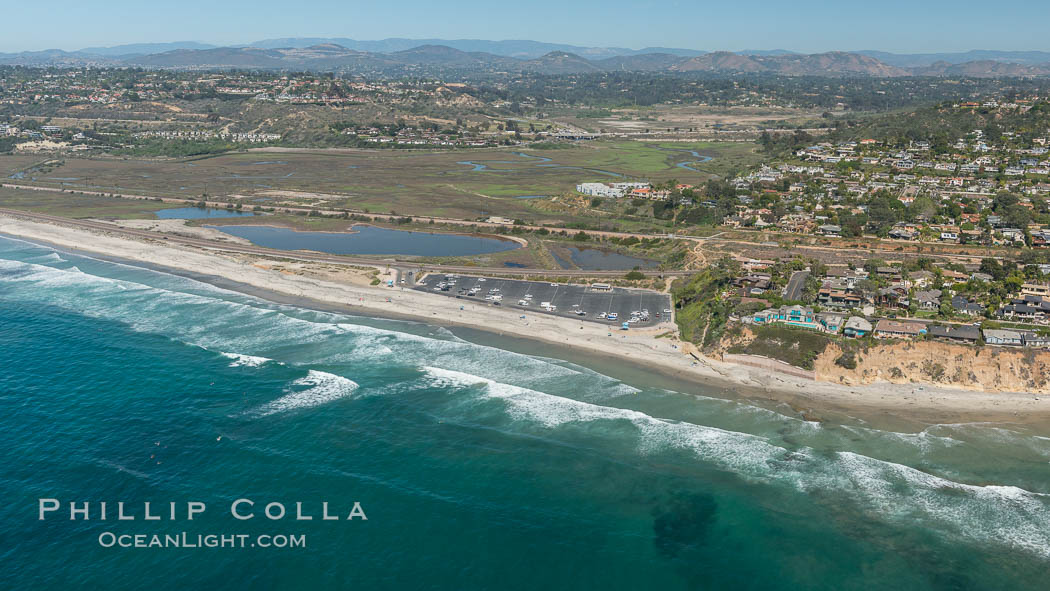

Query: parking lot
[413,274,673,327]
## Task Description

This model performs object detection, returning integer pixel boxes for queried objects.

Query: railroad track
[0,208,695,278]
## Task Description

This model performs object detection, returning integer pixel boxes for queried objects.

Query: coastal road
[0,208,694,279]
[783,270,810,301]
[4,181,1010,266]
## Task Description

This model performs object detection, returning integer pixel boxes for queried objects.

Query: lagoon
[208,224,521,256]
[155,207,257,220]
[552,246,660,270]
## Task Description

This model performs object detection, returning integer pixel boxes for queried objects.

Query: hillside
[827,100,1050,145]
[4,41,1050,78]
[595,53,691,72]
[912,60,1050,77]
[522,51,603,74]
[672,51,910,77]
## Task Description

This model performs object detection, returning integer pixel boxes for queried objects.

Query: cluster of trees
[671,261,737,347]
[475,72,1050,112]
[757,129,815,156]
[112,138,245,157]
[829,99,1050,148]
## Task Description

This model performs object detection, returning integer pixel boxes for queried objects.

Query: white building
[576,183,624,198]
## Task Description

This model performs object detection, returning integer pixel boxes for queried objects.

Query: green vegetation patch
[672,266,735,348]
[728,324,831,370]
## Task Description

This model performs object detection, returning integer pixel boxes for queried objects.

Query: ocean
[2,233,1049,590]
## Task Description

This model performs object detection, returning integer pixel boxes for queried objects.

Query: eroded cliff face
[816,341,1050,394]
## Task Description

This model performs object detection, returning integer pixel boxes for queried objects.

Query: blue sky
[4,0,1048,54]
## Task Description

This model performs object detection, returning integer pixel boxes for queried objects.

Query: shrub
[835,351,857,369]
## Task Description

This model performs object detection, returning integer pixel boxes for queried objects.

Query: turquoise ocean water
[2,233,1050,589]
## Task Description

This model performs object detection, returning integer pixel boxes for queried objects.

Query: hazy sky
[4,0,1048,53]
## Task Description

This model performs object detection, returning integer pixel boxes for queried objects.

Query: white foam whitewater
[421,365,1050,560]
[220,352,273,368]
[251,370,359,417]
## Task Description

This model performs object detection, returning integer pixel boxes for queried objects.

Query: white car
[550,283,558,287]
[597,312,607,319]
[663,309,671,314]
[478,278,486,282]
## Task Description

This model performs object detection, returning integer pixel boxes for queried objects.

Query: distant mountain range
[2,38,1050,77]
[855,49,1050,67]
[668,51,912,77]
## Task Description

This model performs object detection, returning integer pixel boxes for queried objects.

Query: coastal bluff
[716,325,1050,394]
[815,340,1050,394]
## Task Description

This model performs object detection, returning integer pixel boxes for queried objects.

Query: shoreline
[3,212,1050,425]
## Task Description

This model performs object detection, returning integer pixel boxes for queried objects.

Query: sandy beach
[3,211,1049,424]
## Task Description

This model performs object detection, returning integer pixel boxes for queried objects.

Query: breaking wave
[251,370,360,417]
[421,365,1050,560]
[220,352,273,368]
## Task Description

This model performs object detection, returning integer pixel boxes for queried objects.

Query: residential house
[908,270,936,288]
[983,329,1024,346]
[999,303,1041,320]
[874,319,927,339]
[876,267,902,280]
[749,305,823,331]
[951,296,985,316]
[843,316,873,337]
[1021,283,1050,298]
[928,324,980,344]
[1020,330,1050,348]
[818,287,863,309]
[733,274,772,295]
[877,286,910,309]
[817,224,842,236]
[914,289,942,310]
[817,312,847,333]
